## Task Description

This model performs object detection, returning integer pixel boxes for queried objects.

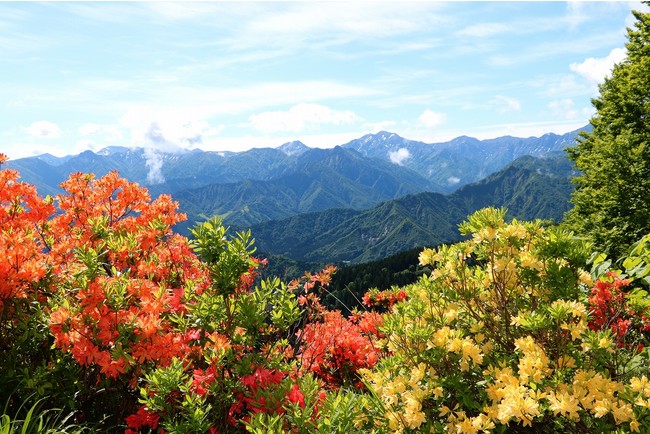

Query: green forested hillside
[251,154,575,263]
[173,146,435,228]
[323,247,431,311]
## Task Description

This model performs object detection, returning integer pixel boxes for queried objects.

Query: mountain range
[6,128,584,263]
[250,154,577,264]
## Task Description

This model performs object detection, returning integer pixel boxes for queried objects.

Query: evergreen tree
[566,4,650,258]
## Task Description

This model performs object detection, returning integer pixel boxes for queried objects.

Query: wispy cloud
[548,98,580,120]
[0,1,638,160]
[119,106,224,151]
[24,121,62,139]
[457,22,511,38]
[249,104,362,134]
[78,123,124,143]
[492,96,522,113]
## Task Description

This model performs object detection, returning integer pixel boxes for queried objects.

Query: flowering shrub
[297,310,382,388]
[588,272,650,350]
[360,208,650,433]
[5,155,650,433]
[362,287,408,311]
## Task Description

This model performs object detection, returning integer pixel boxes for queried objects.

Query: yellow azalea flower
[404,410,426,429]
[455,417,478,434]
[598,336,614,351]
[630,418,640,432]
[555,355,576,369]
[409,363,426,386]
[611,401,633,424]
[418,248,438,266]
[520,251,543,270]
[630,375,650,395]
[563,321,588,341]
[432,326,452,348]
[461,339,484,365]
[447,337,463,353]
[481,341,494,354]
[547,389,581,420]
[578,270,594,287]
[470,321,484,334]
[443,307,459,323]
[593,400,610,418]
[492,257,515,273]
[501,222,527,239]
[439,405,452,417]
[473,226,498,243]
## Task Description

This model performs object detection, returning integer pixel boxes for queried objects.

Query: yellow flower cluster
[440,405,496,433]
[428,326,485,372]
[360,363,434,433]
[361,209,650,433]
[514,336,551,383]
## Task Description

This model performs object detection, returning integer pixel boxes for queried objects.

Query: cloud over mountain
[249,103,362,133]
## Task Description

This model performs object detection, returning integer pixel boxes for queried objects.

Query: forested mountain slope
[251,155,576,263]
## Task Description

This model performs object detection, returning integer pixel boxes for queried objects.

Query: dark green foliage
[566,6,650,258]
[323,247,432,312]
[452,155,577,222]
[250,155,576,264]
[257,254,325,282]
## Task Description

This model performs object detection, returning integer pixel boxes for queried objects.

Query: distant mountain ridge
[343,127,586,192]
[5,129,582,264]
[174,146,434,228]
[7,127,586,199]
[249,154,577,264]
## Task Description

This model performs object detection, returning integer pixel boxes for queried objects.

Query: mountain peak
[449,135,480,144]
[343,131,410,151]
[278,140,310,156]
[364,131,403,142]
[97,145,132,156]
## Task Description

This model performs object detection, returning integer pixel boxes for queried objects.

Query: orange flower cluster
[0,153,55,314]
[362,287,408,310]
[43,171,211,379]
[298,310,382,388]
[589,271,650,350]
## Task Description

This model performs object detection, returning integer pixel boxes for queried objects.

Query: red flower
[286,383,305,408]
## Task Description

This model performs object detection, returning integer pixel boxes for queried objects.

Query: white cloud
[448,176,461,185]
[548,99,580,120]
[119,107,224,152]
[389,148,411,166]
[493,95,521,113]
[565,1,589,30]
[418,109,447,129]
[364,120,398,133]
[144,148,165,185]
[457,23,510,38]
[24,121,62,139]
[248,103,361,134]
[3,142,66,160]
[570,47,626,85]
[241,3,446,46]
[78,123,123,141]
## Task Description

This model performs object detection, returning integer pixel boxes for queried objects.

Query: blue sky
[1,1,646,160]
